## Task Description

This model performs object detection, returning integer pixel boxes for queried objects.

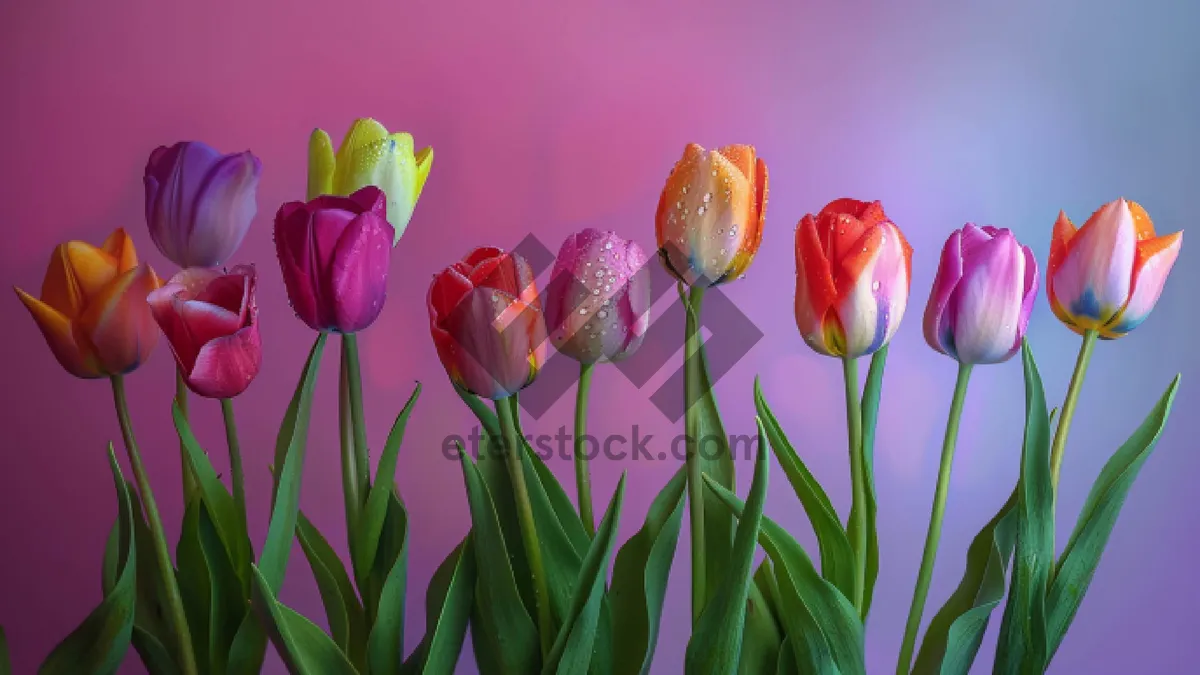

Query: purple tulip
[274,186,394,333]
[924,224,1038,365]
[544,228,650,363]
[145,141,262,268]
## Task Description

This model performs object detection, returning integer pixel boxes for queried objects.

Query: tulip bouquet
[4,126,1183,675]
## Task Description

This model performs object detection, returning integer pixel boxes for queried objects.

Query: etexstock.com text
[442,425,760,462]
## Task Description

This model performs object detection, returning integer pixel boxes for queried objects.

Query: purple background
[2,1,1197,673]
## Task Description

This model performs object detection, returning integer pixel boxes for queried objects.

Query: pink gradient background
[2,1,1198,673]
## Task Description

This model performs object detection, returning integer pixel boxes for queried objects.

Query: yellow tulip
[307,117,433,245]
[15,228,161,378]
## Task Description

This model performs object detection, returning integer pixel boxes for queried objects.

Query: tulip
[308,118,433,244]
[15,228,161,378]
[148,266,261,398]
[794,198,913,359]
[544,229,651,364]
[655,143,768,286]
[144,141,262,268]
[428,247,548,399]
[1048,198,1182,339]
[924,225,1038,365]
[275,186,395,333]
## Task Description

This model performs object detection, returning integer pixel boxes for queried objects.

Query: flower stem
[497,396,555,659]
[574,362,596,537]
[338,345,362,555]
[342,333,372,496]
[896,363,973,675]
[111,376,198,675]
[843,356,867,613]
[175,371,197,500]
[685,284,707,626]
[1049,329,1098,488]
[220,398,248,551]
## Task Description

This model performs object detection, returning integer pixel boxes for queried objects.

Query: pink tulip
[274,186,395,333]
[924,225,1038,365]
[148,265,261,398]
[544,229,651,363]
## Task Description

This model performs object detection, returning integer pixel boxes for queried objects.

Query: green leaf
[249,566,359,675]
[1,626,11,675]
[39,445,136,675]
[224,614,268,675]
[850,345,887,618]
[609,468,687,675]
[543,476,627,675]
[458,450,539,675]
[994,341,1054,674]
[172,405,251,583]
[1046,375,1180,662]
[402,537,476,675]
[738,569,783,675]
[774,637,796,675]
[297,513,366,667]
[366,490,409,675]
[685,419,770,675]
[355,383,421,581]
[175,500,212,673]
[704,477,864,675]
[130,626,179,675]
[683,285,736,610]
[911,490,1018,675]
[197,502,247,674]
[754,378,855,600]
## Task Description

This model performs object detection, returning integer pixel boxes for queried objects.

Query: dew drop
[597,310,608,319]
[604,241,613,250]
[872,281,881,291]
[682,185,690,194]
[703,193,712,203]
[697,206,707,215]
[578,308,587,315]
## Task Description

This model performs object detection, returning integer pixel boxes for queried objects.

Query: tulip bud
[544,229,650,364]
[144,141,262,268]
[274,187,395,333]
[15,229,161,378]
[795,199,913,359]
[924,225,1038,364]
[308,118,433,244]
[1048,198,1182,339]
[655,143,767,286]
[428,248,548,399]
[148,266,262,398]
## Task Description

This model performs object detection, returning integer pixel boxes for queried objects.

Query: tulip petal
[413,146,433,202]
[951,231,1027,364]
[727,157,768,281]
[441,288,544,399]
[329,212,393,332]
[275,202,326,330]
[188,321,262,398]
[15,287,101,378]
[429,267,474,327]
[835,223,910,358]
[1106,230,1182,337]
[923,229,965,356]
[75,265,161,375]
[332,118,391,191]
[308,129,336,200]
[146,142,227,266]
[102,228,139,274]
[185,152,261,267]
[1051,200,1136,328]
[794,214,839,355]
[340,134,418,243]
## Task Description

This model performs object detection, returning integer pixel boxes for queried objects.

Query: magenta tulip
[924,224,1038,365]
[274,186,394,333]
[145,141,262,268]
[148,265,262,398]
[544,229,650,363]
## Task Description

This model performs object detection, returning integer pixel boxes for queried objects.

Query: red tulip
[274,186,394,333]
[148,265,262,398]
[428,247,548,399]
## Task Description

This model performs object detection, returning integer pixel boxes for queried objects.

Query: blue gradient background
[1,1,1197,672]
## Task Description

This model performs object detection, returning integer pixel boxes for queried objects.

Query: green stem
[175,371,197,500]
[574,362,596,537]
[497,396,555,659]
[220,398,248,551]
[338,347,362,557]
[342,333,372,496]
[1049,330,1098,488]
[111,376,198,675]
[896,363,973,675]
[685,284,707,626]
[843,357,867,612]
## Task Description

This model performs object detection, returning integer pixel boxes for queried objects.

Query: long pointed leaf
[609,468,687,675]
[366,490,409,675]
[402,537,476,675]
[249,566,359,675]
[1047,375,1180,661]
[851,345,887,618]
[994,341,1054,674]
[739,567,783,675]
[355,383,421,579]
[297,514,366,667]
[685,420,770,674]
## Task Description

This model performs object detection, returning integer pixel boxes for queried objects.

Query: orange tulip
[15,228,161,378]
